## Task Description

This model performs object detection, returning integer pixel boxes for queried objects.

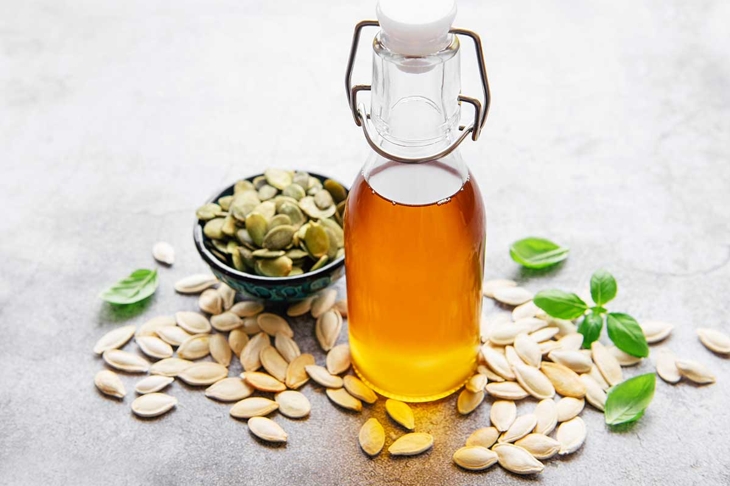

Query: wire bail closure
[345,20,491,164]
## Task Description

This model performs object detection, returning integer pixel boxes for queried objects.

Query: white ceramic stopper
[376,0,457,56]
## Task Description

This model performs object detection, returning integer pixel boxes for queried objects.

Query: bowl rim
[193,171,347,284]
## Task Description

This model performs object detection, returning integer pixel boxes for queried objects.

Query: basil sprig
[100,269,159,305]
[509,237,570,269]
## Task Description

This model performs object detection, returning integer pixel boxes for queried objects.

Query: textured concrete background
[1,0,729,484]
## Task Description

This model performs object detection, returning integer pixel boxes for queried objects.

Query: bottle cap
[376,0,457,56]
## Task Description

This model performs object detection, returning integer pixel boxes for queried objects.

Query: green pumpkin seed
[263,225,295,251]
[289,266,304,276]
[252,249,285,258]
[226,240,240,254]
[311,255,329,271]
[204,218,225,239]
[258,256,293,277]
[268,214,292,231]
[264,169,293,190]
[245,213,268,247]
[253,175,267,189]
[314,189,334,209]
[238,247,256,268]
[218,195,233,211]
[307,176,323,193]
[282,184,306,200]
[279,202,307,228]
[236,228,255,248]
[231,247,246,271]
[336,248,344,259]
[293,171,310,188]
[230,193,259,221]
[299,196,336,220]
[222,215,237,236]
[234,180,255,194]
[325,228,339,260]
[212,238,229,254]
[258,184,278,201]
[305,222,330,258]
[285,249,309,260]
[196,203,222,220]
[252,201,276,220]
[319,218,344,248]
[324,179,348,203]
[273,195,299,211]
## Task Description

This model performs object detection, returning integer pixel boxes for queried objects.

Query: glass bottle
[344,0,491,402]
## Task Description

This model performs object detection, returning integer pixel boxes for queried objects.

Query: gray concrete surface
[1,0,730,484]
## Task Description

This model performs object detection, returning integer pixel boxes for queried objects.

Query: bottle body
[344,153,485,402]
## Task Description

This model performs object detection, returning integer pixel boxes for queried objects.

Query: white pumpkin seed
[136,315,176,337]
[505,346,526,368]
[588,365,610,390]
[334,299,348,318]
[359,418,385,456]
[93,325,136,354]
[205,377,254,402]
[156,326,192,347]
[175,311,211,334]
[260,346,289,382]
[557,417,586,455]
[489,324,531,346]
[478,365,506,383]
[304,365,343,388]
[248,416,287,443]
[697,328,730,354]
[486,381,529,400]
[538,340,561,355]
[466,427,499,449]
[514,434,561,460]
[481,345,516,380]
[491,400,517,432]
[385,399,415,430]
[230,300,265,317]
[174,274,217,294]
[343,375,377,404]
[102,349,150,373]
[152,241,175,265]
[388,433,433,456]
[275,390,311,418]
[540,362,586,398]
[654,348,681,384]
[466,373,488,393]
[516,317,549,333]
[240,332,270,371]
[135,375,174,394]
[315,309,342,351]
[483,279,517,298]
[548,350,593,374]
[217,283,236,310]
[210,312,242,332]
[198,289,223,315]
[274,332,301,363]
[556,397,585,422]
[326,344,351,375]
[150,357,194,377]
[131,393,177,417]
[640,320,674,343]
[177,334,210,360]
[241,316,262,334]
[136,336,173,360]
[556,333,584,350]
[326,388,362,412]
[286,353,315,389]
[512,363,555,400]
[608,345,642,366]
[257,313,293,338]
[579,374,607,411]
[228,329,249,357]
[178,362,227,386]
[457,389,485,415]
[529,327,559,343]
[533,398,558,435]
[499,414,537,443]
[675,359,716,384]
[492,443,544,475]
[541,316,578,337]
[514,333,542,367]
[311,288,337,318]
[286,296,315,317]
[230,397,279,418]
[492,287,534,306]
[512,300,544,321]
[94,370,126,398]
[210,333,232,367]
[453,446,499,471]
[243,371,286,392]
[591,341,623,386]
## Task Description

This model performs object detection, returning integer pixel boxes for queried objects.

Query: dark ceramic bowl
[193,172,347,302]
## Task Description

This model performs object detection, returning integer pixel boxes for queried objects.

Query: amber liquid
[344,162,486,402]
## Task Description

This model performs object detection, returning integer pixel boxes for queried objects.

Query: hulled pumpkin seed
[533,398,558,435]
[491,400,517,432]
[326,388,362,412]
[150,358,194,377]
[493,443,544,475]
[314,189,334,209]
[136,336,174,360]
[205,377,254,402]
[499,414,537,443]
[388,433,433,456]
[486,382,529,401]
[326,344,351,375]
[275,390,311,418]
[230,397,279,419]
[282,184,306,200]
[135,375,174,395]
[95,370,126,398]
[245,212,268,247]
[240,332,270,371]
[196,203,223,221]
[263,225,296,251]
[640,320,674,343]
[174,274,218,294]
[103,349,150,373]
[675,359,716,384]
[228,329,249,357]
[453,446,499,471]
[258,184,278,201]
[466,427,500,449]
[482,279,517,298]
[299,196,336,220]
[210,334,232,367]
[178,362,228,386]
[286,353,315,389]
[177,334,210,360]
[274,332,301,363]
[304,365,343,388]
[654,348,681,384]
[514,434,561,460]
[697,328,730,354]
[556,397,585,422]
[359,418,385,456]
[131,393,177,418]
[343,375,378,404]
[259,346,289,382]
[264,168,293,190]
[175,311,211,334]
[252,249,284,258]
[257,256,293,277]
[93,325,136,354]
[304,222,329,258]
[203,218,225,239]
[385,399,415,430]
[557,417,586,455]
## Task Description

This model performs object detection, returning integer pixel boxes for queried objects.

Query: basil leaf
[100,269,159,305]
[606,312,649,358]
[590,269,617,306]
[578,312,603,348]
[534,290,588,320]
[509,237,570,269]
[605,373,656,425]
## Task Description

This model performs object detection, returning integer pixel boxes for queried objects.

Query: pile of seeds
[196,169,348,277]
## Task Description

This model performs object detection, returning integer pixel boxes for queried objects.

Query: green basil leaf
[534,290,588,320]
[100,269,159,305]
[605,373,656,425]
[509,237,570,269]
[590,269,617,306]
[578,312,603,348]
[606,312,649,358]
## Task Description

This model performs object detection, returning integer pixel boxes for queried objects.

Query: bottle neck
[370,33,461,158]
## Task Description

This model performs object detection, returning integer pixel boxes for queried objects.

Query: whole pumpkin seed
[174,274,218,294]
[175,311,211,335]
[675,359,716,384]
[697,328,730,354]
[103,349,150,373]
[343,375,377,404]
[334,299,348,317]
[241,316,262,335]
[178,362,227,386]
[156,326,192,347]
[514,434,561,460]
[466,374,488,393]
[150,358,194,377]
[230,301,264,318]
[557,417,586,455]
[512,300,544,321]
[93,325,136,354]
[150,241,175,265]
[136,336,174,360]
[135,375,174,395]
[492,443,544,475]
[516,317,549,333]
[177,334,210,360]
[316,309,342,352]
[248,416,288,443]
[547,350,593,374]
[492,287,534,306]
[654,348,681,384]
[482,279,517,298]
[533,398,558,435]
[608,345,643,366]
[591,341,623,386]
[304,365,343,388]
[230,397,279,419]
[210,334,232,367]
[530,327,559,343]
[458,389,485,415]
[286,353,315,389]
[556,397,585,422]
[217,283,236,310]
[540,362,586,398]
[274,332,301,363]
[198,289,223,315]
[486,382,529,401]
[466,427,500,449]
[205,377,254,402]
[326,344,351,375]
[499,414,537,443]
[481,346,516,381]
[260,346,289,382]
[243,371,286,392]
[479,365,505,383]
[95,370,126,398]
[359,418,385,456]
[538,340,561,355]
[588,365,610,390]
[453,446,498,471]
[136,315,176,337]
[258,256,293,277]
[512,363,555,400]
[286,296,314,317]
[240,332,270,371]
[514,333,542,367]
[210,312,242,332]
[228,329,249,357]
[556,333,584,351]
[131,393,177,418]
[388,433,433,456]
[491,400,517,432]
[385,399,415,430]
[640,320,674,343]
[276,390,311,418]
[326,388,362,412]
[257,313,293,338]
[489,324,532,346]
[579,374,607,411]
